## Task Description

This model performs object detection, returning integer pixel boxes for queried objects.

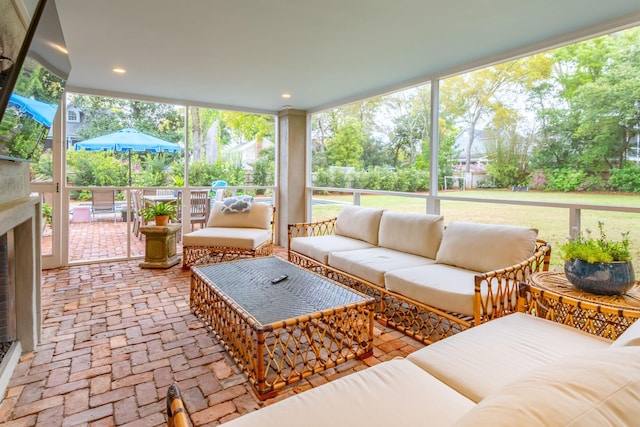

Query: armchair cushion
[183,227,271,250]
[407,313,610,403]
[435,222,538,272]
[221,358,474,427]
[207,201,272,229]
[610,318,640,348]
[335,205,384,245]
[454,346,640,427]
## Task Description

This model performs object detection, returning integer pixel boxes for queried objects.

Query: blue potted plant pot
[564,259,635,295]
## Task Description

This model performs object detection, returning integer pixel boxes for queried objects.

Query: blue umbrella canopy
[74,128,181,185]
[74,128,180,153]
[8,93,58,127]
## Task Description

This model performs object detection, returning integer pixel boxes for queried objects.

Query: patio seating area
[0,248,424,426]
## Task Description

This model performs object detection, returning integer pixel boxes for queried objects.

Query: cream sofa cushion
[222,358,475,427]
[328,248,435,287]
[378,212,443,259]
[454,346,640,427]
[385,264,480,316]
[207,201,272,229]
[435,222,538,272]
[182,227,271,250]
[407,313,610,403]
[335,205,384,245]
[289,235,375,265]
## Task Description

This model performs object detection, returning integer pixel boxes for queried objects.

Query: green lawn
[310,190,640,269]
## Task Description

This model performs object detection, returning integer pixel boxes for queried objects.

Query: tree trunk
[191,109,203,163]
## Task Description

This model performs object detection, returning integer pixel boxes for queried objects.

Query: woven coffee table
[190,257,374,399]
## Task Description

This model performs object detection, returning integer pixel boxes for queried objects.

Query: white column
[277,109,307,247]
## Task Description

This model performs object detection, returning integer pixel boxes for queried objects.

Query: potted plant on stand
[561,221,635,295]
[140,201,177,226]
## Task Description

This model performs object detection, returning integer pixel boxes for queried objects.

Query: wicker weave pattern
[190,257,374,399]
[521,272,640,339]
[182,239,273,269]
[288,217,337,241]
[288,218,551,344]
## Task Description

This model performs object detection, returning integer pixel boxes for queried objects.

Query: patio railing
[308,186,640,268]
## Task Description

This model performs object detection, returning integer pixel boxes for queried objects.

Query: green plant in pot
[560,222,635,295]
[140,201,177,226]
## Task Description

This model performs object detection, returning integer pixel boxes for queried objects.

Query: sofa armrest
[287,217,337,248]
[473,239,552,324]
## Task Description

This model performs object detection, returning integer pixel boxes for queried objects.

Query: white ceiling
[51,0,640,114]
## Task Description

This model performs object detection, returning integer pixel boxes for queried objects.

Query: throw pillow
[221,196,254,213]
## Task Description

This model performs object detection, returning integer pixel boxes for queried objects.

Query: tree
[325,120,364,168]
[189,107,219,164]
[220,112,274,146]
[252,146,275,194]
[72,95,183,143]
[536,28,640,174]
[485,127,534,187]
[385,88,430,169]
[441,55,552,172]
[311,97,384,169]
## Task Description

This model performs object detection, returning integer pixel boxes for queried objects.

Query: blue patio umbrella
[8,93,58,127]
[74,128,181,185]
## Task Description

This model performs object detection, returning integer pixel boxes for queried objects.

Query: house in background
[64,102,84,148]
[43,101,84,151]
[452,128,492,188]
[453,128,490,166]
[221,138,274,167]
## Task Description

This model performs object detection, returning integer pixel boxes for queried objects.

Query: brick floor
[42,215,182,262]
[0,248,425,426]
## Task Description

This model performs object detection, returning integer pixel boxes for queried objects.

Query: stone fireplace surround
[0,160,42,400]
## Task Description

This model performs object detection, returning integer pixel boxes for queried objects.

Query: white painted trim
[64,86,279,116]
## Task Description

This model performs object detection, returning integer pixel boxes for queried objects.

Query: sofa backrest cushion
[378,212,443,259]
[435,222,538,272]
[207,201,273,230]
[611,318,640,348]
[453,347,640,427]
[335,205,384,245]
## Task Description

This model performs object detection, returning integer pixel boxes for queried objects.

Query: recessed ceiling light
[112,67,126,74]
[281,93,291,99]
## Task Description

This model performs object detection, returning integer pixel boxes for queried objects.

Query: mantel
[0,197,39,236]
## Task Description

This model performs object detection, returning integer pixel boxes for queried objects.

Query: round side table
[524,271,640,339]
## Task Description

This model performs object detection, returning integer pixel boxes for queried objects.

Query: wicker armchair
[289,216,551,344]
[182,201,275,269]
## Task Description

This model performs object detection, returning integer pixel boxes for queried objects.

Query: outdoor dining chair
[130,190,147,237]
[91,189,117,222]
[189,190,210,231]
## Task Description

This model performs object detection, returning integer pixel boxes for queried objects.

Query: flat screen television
[0,0,70,162]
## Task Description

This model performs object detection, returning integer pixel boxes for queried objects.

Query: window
[67,110,78,122]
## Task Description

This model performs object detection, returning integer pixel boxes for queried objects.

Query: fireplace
[0,230,16,358]
[0,160,42,400]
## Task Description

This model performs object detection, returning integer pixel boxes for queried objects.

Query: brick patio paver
[0,248,425,426]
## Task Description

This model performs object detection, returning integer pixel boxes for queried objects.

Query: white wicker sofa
[222,312,640,427]
[288,205,550,343]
